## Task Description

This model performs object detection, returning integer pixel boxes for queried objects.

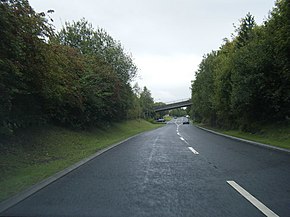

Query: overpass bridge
[154,99,192,112]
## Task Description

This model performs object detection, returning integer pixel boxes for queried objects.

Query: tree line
[0,0,154,136]
[191,0,290,131]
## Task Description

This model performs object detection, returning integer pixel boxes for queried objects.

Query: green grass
[0,120,162,202]
[197,123,290,150]
[163,116,172,122]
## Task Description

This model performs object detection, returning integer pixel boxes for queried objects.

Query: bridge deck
[154,99,192,112]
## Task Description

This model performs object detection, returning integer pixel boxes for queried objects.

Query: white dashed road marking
[227,181,279,217]
[175,118,277,216]
[175,118,199,155]
[188,147,199,155]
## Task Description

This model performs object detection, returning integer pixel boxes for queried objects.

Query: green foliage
[57,19,137,83]
[0,0,148,135]
[0,0,53,134]
[0,120,162,201]
[199,122,290,150]
[191,0,290,131]
[191,52,217,125]
[54,19,139,126]
[235,13,256,48]
[139,86,154,119]
[127,83,142,119]
[169,108,187,117]
[153,102,167,119]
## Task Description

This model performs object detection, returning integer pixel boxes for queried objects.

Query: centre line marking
[180,137,189,145]
[188,147,199,155]
[227,181,279,217]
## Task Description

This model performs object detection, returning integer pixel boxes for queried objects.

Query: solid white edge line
[227,181,279,217]
[188,147,199,155]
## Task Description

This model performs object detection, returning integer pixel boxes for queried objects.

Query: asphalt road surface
[1,118,290,217]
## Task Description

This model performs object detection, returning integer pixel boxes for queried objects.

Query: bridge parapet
[154,99,192,112]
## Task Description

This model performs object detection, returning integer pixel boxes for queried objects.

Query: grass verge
[0,119,162,202]
[197,123,290,150]
[163,116,172,122]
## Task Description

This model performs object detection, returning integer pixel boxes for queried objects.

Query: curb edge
[195,125,290,154]
[0,132,143,213]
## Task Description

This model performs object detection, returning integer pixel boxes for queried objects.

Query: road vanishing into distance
[1,118,290,217]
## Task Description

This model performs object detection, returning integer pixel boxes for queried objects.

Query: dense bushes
[191,0,290,131]
[0,0,147,135]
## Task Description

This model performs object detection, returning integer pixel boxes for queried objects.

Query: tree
[153,102,167,119]
[57,19,137,83]
[56,19,138,123]
[191,52,217,125]
[263,0,290,121]
[0,1,141,135]
[0,0,53,134]
[191,1,290,131]
[127,83,142,119]
[169,108,187,117]
[212,41,235,128]
[140,87,154,119]
[235,13,256,48]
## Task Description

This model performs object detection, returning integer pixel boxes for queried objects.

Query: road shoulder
[0,130,149,213]
[195,125,290,154]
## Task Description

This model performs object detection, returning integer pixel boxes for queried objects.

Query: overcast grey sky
[29,0,275,102]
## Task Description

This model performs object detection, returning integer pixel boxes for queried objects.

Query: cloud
[29,0,275,102]
[134,54,201,102]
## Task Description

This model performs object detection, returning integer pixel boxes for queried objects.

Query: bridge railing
[159,98,191,105]
[153,98,192,112]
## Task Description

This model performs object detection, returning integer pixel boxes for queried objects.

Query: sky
[29,0,275,103]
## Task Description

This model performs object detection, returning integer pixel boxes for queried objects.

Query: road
[1,118,290,217]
